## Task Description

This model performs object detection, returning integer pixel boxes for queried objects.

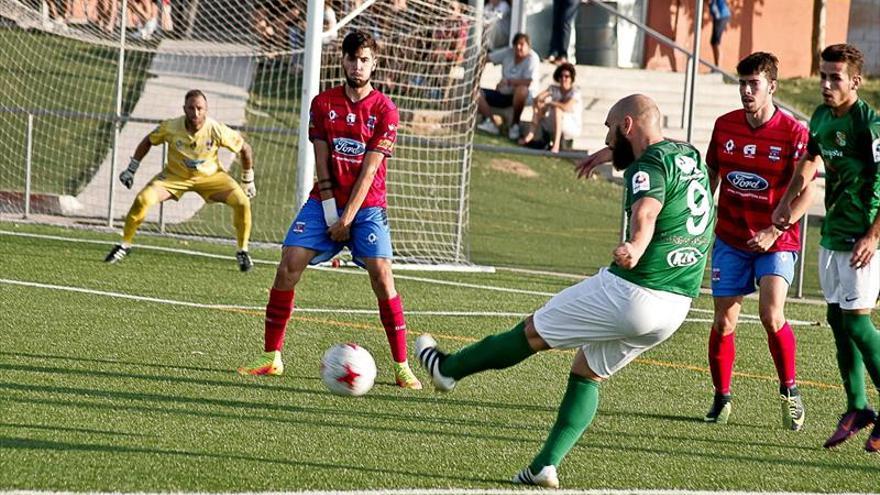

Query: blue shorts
[283,198,393,267]
[711,237,797,297]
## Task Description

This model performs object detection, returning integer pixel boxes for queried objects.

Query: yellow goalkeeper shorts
[148,170,240,202]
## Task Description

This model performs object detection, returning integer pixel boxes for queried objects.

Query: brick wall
[847,0,880,75]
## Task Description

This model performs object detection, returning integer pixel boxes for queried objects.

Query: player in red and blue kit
[238,31,422,389]
[703,52,819,429]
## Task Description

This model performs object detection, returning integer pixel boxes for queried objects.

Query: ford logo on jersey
[333,138,366,156]
[727,171,768,191]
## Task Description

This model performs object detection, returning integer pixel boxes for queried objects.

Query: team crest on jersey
[724,139,735,154]
[205,140,214,149]
[377,138,394,151]
[667,247,702,267]
[328,110,338,121]
[346,113,356,125]
[675,155,697,174]
[366,115,377,129]
[768,145,782,162]
[293,222,305,233]
[835,131,847,147]
[333,137,366,156]
[872,138,880,163]
[743,144,757,158]
[632,171,650,193]
[184,158,206,169]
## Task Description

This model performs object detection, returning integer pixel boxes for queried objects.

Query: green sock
[841,312,880,395]
[829,304,868,410]
[529,374,600,472]
[439,321,536,380]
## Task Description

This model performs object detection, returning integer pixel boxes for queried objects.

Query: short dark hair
[821,43,864,76]
[553,62,576,83]
[512,32,530,47]
[184,89,207,103]
[342,30,379,57]
[736,52,779,81]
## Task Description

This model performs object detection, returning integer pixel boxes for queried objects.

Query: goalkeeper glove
[119,158,140,189]
[322,198,339,227]
[240,168,256,198]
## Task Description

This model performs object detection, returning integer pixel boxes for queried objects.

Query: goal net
[0,0,488,267]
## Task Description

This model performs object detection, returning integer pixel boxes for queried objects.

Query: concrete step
[480,61,745,156]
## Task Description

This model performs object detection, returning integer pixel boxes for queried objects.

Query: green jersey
[609,140,715,298]
[808,99,880,250]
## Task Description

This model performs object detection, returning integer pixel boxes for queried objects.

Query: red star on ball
[336,363,361,389]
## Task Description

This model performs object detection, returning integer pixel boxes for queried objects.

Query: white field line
[0,278,819,326]
[0,230,824,326]
[1,229,831,306]
[2,490,873,495]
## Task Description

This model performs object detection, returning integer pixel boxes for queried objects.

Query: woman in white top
[519,63,582,153]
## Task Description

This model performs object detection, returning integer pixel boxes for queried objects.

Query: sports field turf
[2,152,878,493]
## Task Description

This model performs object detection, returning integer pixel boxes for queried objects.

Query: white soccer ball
[320,343,377,396]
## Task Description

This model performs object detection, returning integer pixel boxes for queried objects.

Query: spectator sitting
[434,0,468,64]
[484,0,510,51]
[322,3,337,46]
[130,0,158,39]
[476,32,540,140]
[518,62,582,153]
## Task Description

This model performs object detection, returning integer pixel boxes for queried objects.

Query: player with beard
[702,52,818,430]
[415,94,714,488]
[238,31,422,390]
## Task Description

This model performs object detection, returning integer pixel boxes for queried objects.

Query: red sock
[767,321,797,388]
[708,328,735,394]
[378,294,407,363]
[264,288,294,352]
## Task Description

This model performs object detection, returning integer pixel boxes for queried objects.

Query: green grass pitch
[1,152,878,492]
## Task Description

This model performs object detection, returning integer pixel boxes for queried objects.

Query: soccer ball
[320,343,377,396]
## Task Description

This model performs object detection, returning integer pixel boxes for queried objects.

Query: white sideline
[0,278,818,327]
[0,230,821,326]
[2,490,870,495]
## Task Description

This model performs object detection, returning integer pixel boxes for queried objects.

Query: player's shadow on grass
[0,436,507,486]
[0,357,556,413]
[572,439,874,474]
[0,351,238,374]
[591,427,818,452]
[2,382,548,440]
[603,408,780,431]
[0,422,152,438]
[602,409,706,425]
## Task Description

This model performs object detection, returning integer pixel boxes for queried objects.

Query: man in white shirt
[476,32,540,140]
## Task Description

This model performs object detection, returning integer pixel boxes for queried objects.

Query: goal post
[0,0,491,270]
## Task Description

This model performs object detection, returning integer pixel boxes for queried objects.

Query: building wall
[847,0,880,75]
[643,0,851,78]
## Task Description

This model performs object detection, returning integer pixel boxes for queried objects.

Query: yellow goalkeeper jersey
[148,116,244,178]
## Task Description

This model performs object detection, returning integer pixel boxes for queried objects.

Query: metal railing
[5,106,295,230]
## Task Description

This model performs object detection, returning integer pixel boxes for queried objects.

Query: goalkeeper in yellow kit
[104,89,257,271]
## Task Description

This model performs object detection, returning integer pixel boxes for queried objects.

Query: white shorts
[533,268,692,378]
[541,111,581,140]
[818,246,880,310]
